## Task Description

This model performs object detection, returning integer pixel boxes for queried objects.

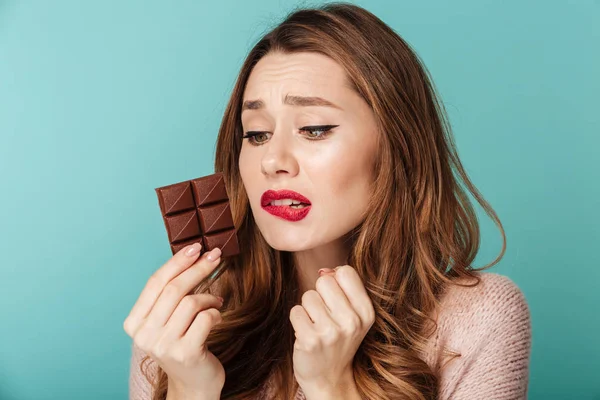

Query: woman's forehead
[244,52,350,98]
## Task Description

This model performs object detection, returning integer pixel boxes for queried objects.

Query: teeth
[270,199,304,206]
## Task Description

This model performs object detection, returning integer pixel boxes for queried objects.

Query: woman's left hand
[289,265,376,398]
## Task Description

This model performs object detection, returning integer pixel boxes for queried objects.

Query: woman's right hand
[123,242,225,398]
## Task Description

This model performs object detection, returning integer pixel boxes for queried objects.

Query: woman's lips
[262,203,311,221]
[260,189,311,206]
[260,189,312,221]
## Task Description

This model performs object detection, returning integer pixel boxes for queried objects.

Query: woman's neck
[293,236,352,293]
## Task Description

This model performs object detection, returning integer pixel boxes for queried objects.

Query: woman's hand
[123,243,226,399]
[289,265,375,399]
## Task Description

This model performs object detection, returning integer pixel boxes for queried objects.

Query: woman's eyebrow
[241,94,343,112]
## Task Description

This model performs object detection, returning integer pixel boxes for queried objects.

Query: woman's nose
[260,132,299,177]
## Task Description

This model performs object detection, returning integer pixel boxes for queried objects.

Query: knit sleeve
[129,342,158,400]
[442,274,532,400]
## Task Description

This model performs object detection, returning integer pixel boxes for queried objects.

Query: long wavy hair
[140,2,506,399]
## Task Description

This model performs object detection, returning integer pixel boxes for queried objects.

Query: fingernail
[207,247,222,261]
[217,296,224,303]
[318,268,334,276]
[185,243,201,257]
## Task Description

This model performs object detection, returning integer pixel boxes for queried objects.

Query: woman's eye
[302,127,327,138]
[241,132,271,144]
[300,125,339,140]
[242,125,338,146]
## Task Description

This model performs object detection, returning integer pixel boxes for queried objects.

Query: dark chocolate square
[191,174,228,207]
[164,209,201,243]
[203,229,240,257]
[170,236,204,255]
[198,202,234,235]
[156,181,195,215]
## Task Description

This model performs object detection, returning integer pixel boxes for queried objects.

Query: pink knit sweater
[129,272,532,399]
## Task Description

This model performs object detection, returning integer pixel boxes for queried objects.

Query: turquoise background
[0,0,598,399]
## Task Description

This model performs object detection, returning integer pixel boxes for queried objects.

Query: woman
[125,3,532,399]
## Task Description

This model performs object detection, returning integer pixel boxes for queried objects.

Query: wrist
[166,380,221,400]
[304,375,361,400]
[166,390,220,400]
[322,384,361,400]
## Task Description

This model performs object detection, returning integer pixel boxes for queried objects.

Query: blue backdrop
[0,1,597,399]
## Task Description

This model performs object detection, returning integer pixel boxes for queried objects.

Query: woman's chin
[262,233,314,252]
[266,240,310,252]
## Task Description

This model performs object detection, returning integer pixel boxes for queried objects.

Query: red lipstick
[261,189,312,222]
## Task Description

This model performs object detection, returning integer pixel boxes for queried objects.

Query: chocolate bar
[155,172,240,257]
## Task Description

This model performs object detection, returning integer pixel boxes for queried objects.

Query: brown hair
[141,2,505,399]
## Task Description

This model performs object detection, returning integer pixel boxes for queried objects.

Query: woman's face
[239,51,379,252]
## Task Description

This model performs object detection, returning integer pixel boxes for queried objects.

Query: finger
[145,249,222,328]
[332,266,374,325]
[124,242,206,336]
[289,305,314,338]
[162,294,223,339]
[300,290,335,329]
[315,274,357,327]
[183,308,223,348]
